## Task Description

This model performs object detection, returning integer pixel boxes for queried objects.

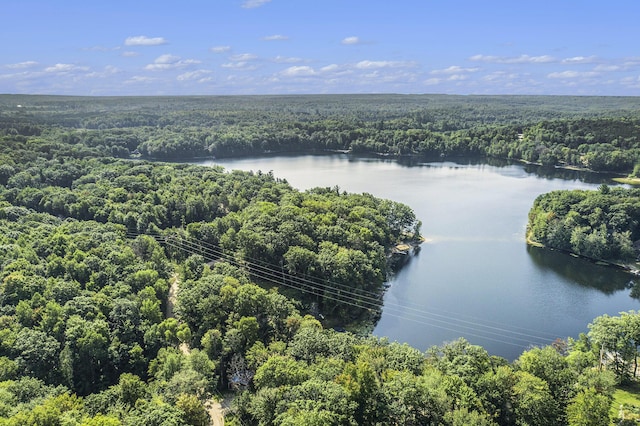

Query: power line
[127,230,558,348]
[132,230,555,347]
[170,233,556,345]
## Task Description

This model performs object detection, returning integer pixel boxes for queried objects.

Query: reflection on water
[522,164,621,184]
[366,154,620,184]
[527,245,637,295]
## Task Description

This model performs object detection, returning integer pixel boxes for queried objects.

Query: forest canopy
[2,94,640,172]
[2,94,640,425]
[527,186,640,263]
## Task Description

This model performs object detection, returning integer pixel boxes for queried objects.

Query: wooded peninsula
[2,94,640,425]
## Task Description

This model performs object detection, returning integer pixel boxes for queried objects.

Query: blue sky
[2,0,639,96]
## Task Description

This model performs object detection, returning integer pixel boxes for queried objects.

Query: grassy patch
[612,384,640,424]
[612,177,640,185]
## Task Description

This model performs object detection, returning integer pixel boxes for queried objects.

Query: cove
[193,154,640,360]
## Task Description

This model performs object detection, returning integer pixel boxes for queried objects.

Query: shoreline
[613,177,640,185]
[142,150,634,179]
[526,233,640,276]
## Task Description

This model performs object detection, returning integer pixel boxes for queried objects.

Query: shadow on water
[204,151,622,186]
[357,153,621,184]
[521,164,621,184]
[355,153,511,169]
[387,246,421,280]
[527,245,637,295]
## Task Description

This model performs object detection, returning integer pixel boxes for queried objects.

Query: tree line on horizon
[2,94,640,173]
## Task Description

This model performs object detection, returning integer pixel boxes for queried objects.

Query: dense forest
[2,94,640,424]
[0,206,636,425]
[2,94,640,173]
[527,186,640,264]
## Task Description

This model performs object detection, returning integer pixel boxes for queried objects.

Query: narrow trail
[165,273,179,319]
[167,274,226,426]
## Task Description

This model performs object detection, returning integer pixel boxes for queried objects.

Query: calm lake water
[194,154,640,360]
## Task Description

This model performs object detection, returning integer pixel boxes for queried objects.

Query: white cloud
[263,34,288,41]
[151,54,179,65]
[431,65,479,74]
[229,53,258,62]
[242,0,271,8]
[210,46,231,53]
[356,69,419,85]
[279,66,317,77]
[5,61,38,69]
[517,55,556,64]
[275,60,422,91]
[469,55,498,62]
[355,60,415,69]
[44,63,89,73]
[547,70,599,79]
[124,36,168,46]
[424,78,441,85]
[623,57,640,66]
[177,70,213,82]
[44,64,73,73]
[470,54,556,64]
[145,54,200,71]
[594,64,623,72]
[121,51,140,57]
[561,56,597,64]
[341,36,361,45]
[272,56,303,63]
[508,54,556,63]
[86,65,120,78]
[318,64,353,77]
[621,76,640,88]
[467,55,487,62]
[425,74,469,83]
[124,76,157,84]
[320,64,340,72]
[271,60,420,89]
[221,61,258,71]
[482,71,521,82]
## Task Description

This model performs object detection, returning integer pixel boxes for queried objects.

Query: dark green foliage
[527,187,640,262]
[3,94,640,173]
[2,94,639,425]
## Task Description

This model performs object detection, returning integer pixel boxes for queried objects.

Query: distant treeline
[2,94,640,172]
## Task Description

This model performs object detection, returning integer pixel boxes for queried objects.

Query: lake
[194,154,640,360]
